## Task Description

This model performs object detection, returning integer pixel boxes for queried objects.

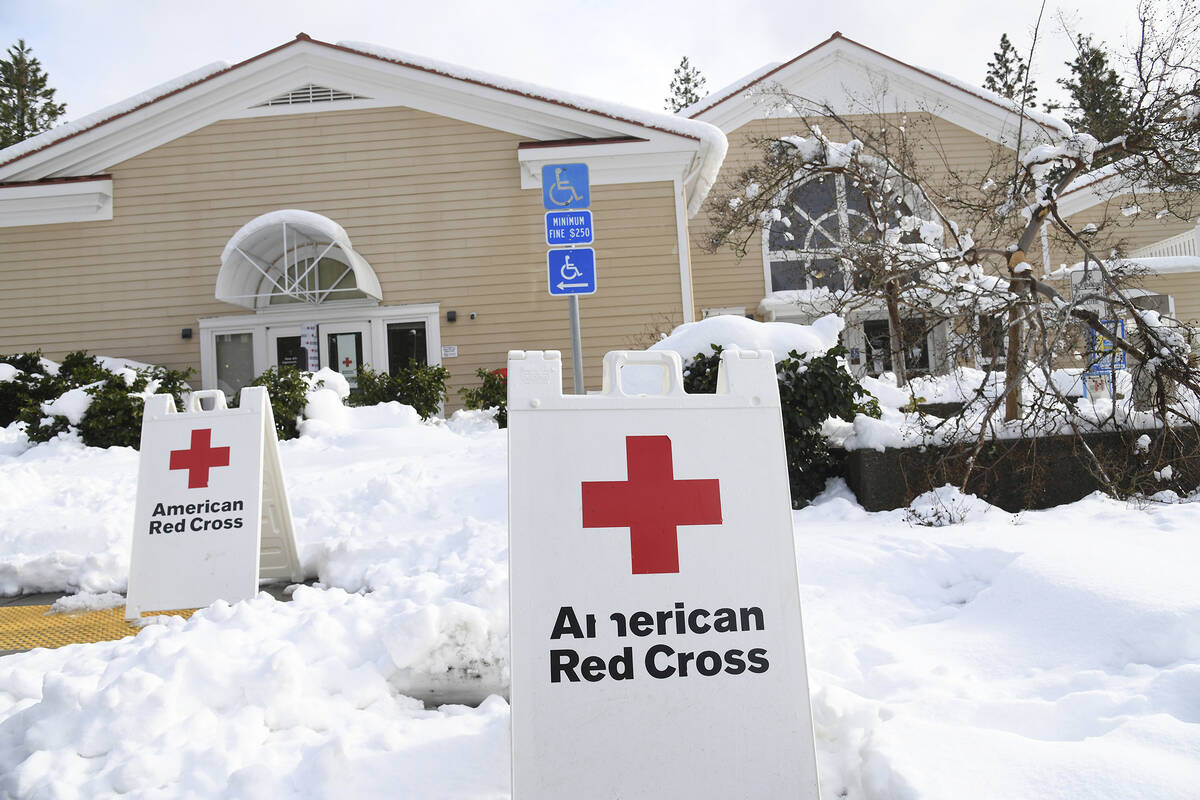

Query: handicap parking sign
[542,164,590,210]
[548,248,596,296]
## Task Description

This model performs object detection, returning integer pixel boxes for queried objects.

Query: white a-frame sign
[508,350,821,799]
[125,387,302,619]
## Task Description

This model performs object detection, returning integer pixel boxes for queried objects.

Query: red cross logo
[342,356,353,367]
[581,435,722,574]
[169,428,231,489]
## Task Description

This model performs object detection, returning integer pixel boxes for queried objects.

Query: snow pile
[39,384,98,426]
[2,459,1199,796]
[0,592,511,797]
[651,313,843,362]
[2,380,1200,795]
[47,592,126,614]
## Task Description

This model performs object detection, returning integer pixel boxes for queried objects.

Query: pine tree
[0,39,67,149]
[983,33,1038,108]
[664,56,707,113]
[1054,34,1130,145]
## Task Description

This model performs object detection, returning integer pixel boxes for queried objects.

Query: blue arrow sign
[542,163,590,210]
[545,210,594,246]
[548,248,596,296]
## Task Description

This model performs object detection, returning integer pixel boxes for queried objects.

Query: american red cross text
[169,428,231,489]
[581,435,722,574]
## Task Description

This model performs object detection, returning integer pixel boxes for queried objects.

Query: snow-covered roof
[1056,256,1200,276]
[0,35,727,215]
[678,61,783,118]
[0,61,230,168]
[684,32,1069,148]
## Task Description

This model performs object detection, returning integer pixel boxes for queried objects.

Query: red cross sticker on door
[581,435,722,574]
[343,357,352,367]
[169,428,231,489]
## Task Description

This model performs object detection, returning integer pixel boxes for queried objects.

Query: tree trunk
[1004,250,1028,421]
[885,281,908,387]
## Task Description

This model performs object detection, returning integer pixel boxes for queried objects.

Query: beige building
[682,32,1197,376]
[3,32,1194,399]
[0,34,726,403]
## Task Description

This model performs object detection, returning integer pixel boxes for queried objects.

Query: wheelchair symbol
[559,254,582,280]
[548,167,585,207]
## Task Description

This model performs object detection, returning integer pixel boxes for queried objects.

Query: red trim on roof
[689,31,1060,135]
[0,34,699,174]
[0,173,111,188]
[517,136,647,150]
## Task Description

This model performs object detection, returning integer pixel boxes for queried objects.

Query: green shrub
[240,366,315,441]
[682,344,880,507]
[458,368,508,427]
[351,361,449,420]
[1,350,54,427]
[1,350,194,448]
[77,366,192,449]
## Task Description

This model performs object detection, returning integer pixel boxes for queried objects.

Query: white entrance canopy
[216,209,382,308]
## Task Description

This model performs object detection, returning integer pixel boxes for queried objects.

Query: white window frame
[199,302,442,393]
[762,172,871,295]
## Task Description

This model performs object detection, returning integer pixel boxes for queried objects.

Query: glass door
[318,322,373,392]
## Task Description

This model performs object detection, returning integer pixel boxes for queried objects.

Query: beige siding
[0,106,687,404]
[1057,194,1198,269]
[1139,271,1200,326]
[689,113,1016,317]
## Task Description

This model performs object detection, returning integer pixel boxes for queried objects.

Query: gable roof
[684,32,1069,148]
[0,34,727,214]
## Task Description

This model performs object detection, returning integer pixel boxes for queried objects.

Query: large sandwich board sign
[125,388,302,619]
[507,349,821,799]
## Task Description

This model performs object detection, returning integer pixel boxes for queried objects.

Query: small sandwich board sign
[507,349,821,799]
[125,388,302,620]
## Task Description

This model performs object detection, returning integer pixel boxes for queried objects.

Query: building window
[766,172,875,293]
[215,332,254,395]
[863,319,931,377]
[387,322,428,373]
[265,255,368,306]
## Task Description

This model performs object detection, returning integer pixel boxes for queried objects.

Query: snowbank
[2,349,1199,797]
[650,313,843,362]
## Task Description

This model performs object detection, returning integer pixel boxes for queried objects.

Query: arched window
[215,210,382,309]
[766,172,875,292]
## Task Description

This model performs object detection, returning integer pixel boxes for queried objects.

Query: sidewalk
[0,582,304,656]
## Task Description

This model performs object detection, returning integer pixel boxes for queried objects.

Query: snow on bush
[650,312,844,362]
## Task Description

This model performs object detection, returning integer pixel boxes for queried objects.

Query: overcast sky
[1,0,1149,123]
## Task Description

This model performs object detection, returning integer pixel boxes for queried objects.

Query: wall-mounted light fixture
[181,328,193,339]
[446,310,457,323]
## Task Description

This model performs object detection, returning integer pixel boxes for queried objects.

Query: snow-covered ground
[1,393,1198,798]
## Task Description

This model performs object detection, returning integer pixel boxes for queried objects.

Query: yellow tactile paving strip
[0,605,198,651]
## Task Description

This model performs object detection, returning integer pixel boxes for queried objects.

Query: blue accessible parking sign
[547,248,596,296]
[542,164,590,210]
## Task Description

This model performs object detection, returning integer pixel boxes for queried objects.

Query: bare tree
[703,0,1200,498]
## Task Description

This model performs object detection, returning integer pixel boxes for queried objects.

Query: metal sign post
[542,163,594,394]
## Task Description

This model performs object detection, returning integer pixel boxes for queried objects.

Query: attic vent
[256,84,369,107]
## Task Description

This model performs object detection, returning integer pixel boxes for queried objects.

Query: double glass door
[268,322,371,391]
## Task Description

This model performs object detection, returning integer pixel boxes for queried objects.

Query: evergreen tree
[664,56,707,113]
[0,39,66,149]
[983,33,1038,108]
[1054,34,1131,144]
